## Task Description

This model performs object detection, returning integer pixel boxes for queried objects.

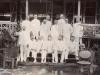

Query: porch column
[51,0,53,22]
[17,0,21,24]
[77,0,81,22]
[63,0,66,16]
[26,0,29,19]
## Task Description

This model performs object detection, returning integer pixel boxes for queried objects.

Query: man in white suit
[72,20,83,53]
[57,14,66,38]
[50,20,59,63]
[16,18,31,62]
[40,20,48,63]
[72,19,83,60]
[60,18,73,63]
[30,14,40,40]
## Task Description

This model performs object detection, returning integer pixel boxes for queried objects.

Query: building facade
[0,0,99,24]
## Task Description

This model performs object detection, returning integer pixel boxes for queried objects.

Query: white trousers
[74,37,81,55]
[52,50,58,63]
[31,50,37,62]
[75,37,82,46]
[18,45,29,62]
[41,50,47,63]
[60,49,69,63]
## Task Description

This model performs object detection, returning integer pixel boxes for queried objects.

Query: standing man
[40,19,48,63]
[45,15,52,30]
[16,18,31,62]
[60,18,73,63]
[57,14,66,39]
[51,20,59,63]
[30,14,40,40]
[45,15,52,54]
[63,18,73,44]
[72,19,83,58]
[40,15,52,63]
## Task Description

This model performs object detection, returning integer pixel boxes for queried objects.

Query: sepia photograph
[0,0,99,75]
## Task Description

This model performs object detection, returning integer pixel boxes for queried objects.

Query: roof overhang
[0,0,96,3]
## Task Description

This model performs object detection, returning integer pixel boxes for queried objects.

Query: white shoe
[60,61,64,63]
[76,57,79,60]
[34,59,36,63]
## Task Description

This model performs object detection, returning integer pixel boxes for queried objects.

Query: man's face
[43,19,46,24]
[34,15,38,19]
[54,20,58,24]
[46,15,50,20]
[60,14,65,19]
[65,19,68,23]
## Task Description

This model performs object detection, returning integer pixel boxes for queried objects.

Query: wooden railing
[0,22,99,39]
[82,24,100,38]
[0,21,17,35]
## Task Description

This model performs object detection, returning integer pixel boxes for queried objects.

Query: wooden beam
[63,0,66,16]
[17,0,21,23]
[51,0,53,22]
[26,0,28,19]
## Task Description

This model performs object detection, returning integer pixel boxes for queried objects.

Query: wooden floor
[19,57,78,67]
[24,62,77,68]
[0,61,99,75]
[0,66,80,75]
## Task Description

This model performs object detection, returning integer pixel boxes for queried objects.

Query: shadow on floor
[93,66,100,75]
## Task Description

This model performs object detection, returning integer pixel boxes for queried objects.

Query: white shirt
[57,19,66,35]
[18,30,31,46]
[41,20,51,36]
[40,23,49,41]
[63,23,73,40]
[18,20,31,45]
[45,20,52,28]
[73,23,83,37]
[50,25,59,41]
[30,19,40,35]
[21,20,31,31]
[50,25,60,50]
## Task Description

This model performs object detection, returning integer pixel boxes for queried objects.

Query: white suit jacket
[63,23,73,40]
[30,19,40,35]
[72,23,83,37]
[57,19,66,35]
[21,20,31,31]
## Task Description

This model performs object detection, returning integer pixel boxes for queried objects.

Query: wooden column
[63,0,66,16]
[26,0,29,19]
[17,0,21,24]
[77,0,81,22]
[46,0,48,15]
[95,1,98,24]
[83,0,86,23]
[51,0,53,22]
